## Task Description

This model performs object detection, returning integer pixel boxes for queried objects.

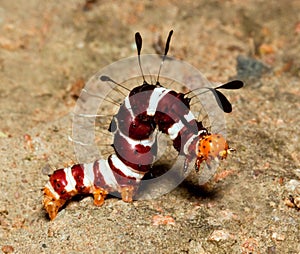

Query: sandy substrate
[0,1,299,253]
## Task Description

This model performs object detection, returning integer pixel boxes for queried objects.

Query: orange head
[195,133,233,171]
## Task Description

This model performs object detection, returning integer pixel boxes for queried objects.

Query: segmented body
[43,31,240,220]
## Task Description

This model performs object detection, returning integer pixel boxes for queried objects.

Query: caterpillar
[43,30,243,220]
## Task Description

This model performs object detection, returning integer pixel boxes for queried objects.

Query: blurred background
[0,1,299,253]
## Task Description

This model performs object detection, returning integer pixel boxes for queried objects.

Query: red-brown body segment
[49,169,71,199]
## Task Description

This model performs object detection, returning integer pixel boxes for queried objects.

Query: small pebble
[152,215,175,226]
[294,197,300,208]
[208,229,231,242]
[218,209,239,221]
[235,55,270,81]
[271,232,285,241]
[284,197,295,208]
[76,41,85,49]
[1,245,14,254]
[285,179,300,192]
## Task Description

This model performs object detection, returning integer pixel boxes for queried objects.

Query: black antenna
[215,80,244,90]
[135,32,146,83]
[186,80,244,113]
[156,30,173,85]
[213,80,244,113]
[100,75,130,91]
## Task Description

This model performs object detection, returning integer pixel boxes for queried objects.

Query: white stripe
[64,167,77,192]
[110,154,145,180]
[184,111,195,122]
[124,97,134,118]
[99,159,119,191]
[147,87,170,116]
[167,112,196,140]
[117,129,156,147]
[140,132,157,146]
[168,120,184,140]
[45,182,60,200]
[183,134,199,155]
[83,162,94,187]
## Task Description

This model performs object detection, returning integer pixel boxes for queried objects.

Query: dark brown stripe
[71,164,88,193]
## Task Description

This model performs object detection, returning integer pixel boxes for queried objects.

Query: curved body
[43,31,241,220]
